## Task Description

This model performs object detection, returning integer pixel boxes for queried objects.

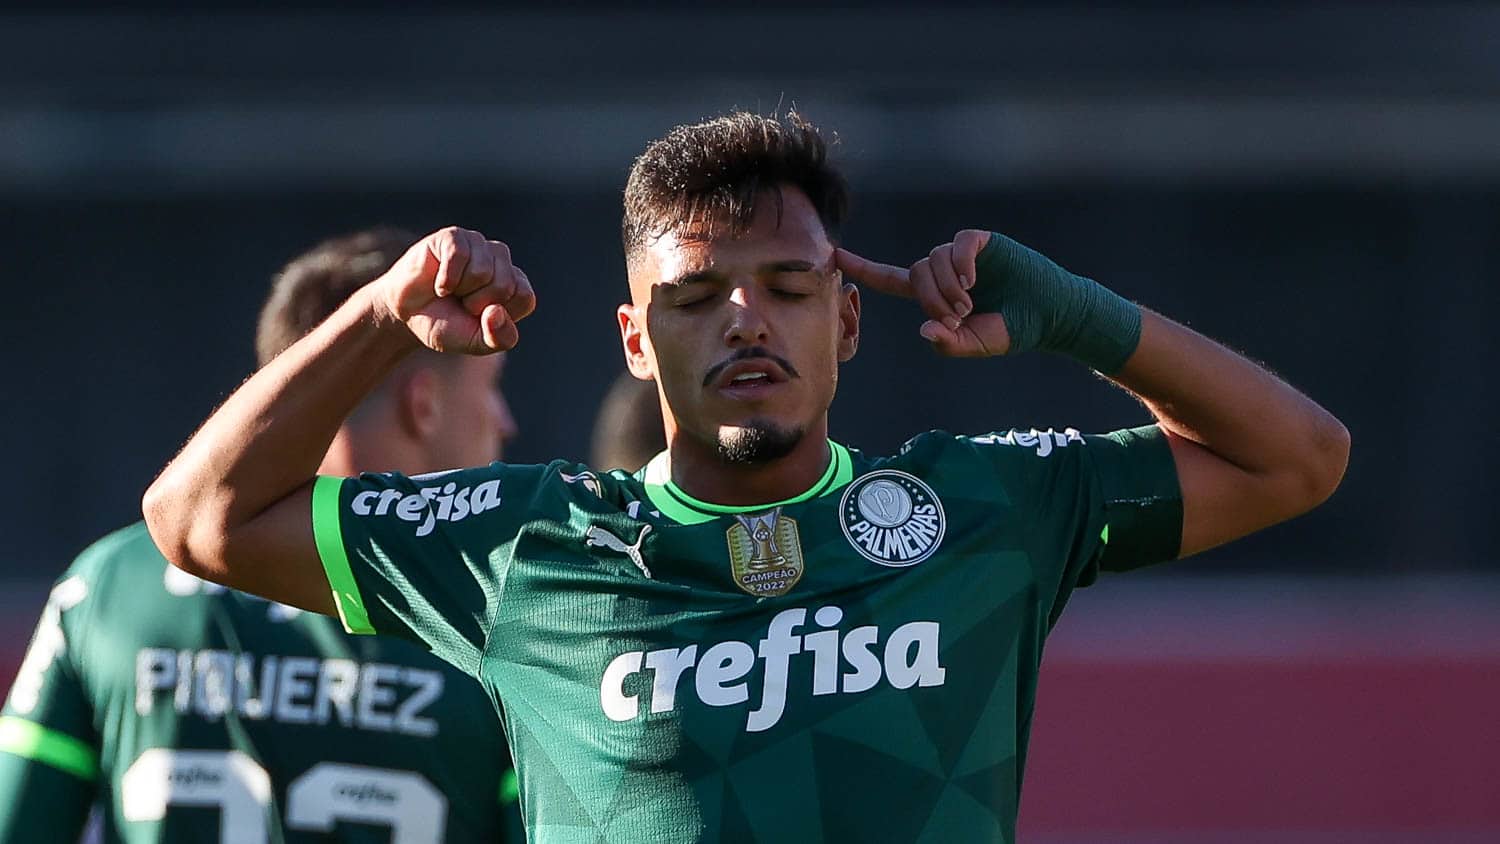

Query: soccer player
[142,113,1350,842]
[1,228,523,842]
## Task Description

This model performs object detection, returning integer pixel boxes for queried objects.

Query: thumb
[836,247,911,297]
[919,314,1008,358]
[918,319,963,353]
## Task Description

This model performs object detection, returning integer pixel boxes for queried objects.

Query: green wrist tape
[970,232,1142,374]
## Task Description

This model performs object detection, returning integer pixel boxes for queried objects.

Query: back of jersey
[0,522,520,843]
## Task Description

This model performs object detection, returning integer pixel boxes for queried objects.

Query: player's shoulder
[862,427,1083,468]
[63,520,292,620]
[34,521,183,650]
[537,459,652,513]
[375,459,548,493]
[859,427,1098,493]
[55,520,169,599]
[415,457,648,509]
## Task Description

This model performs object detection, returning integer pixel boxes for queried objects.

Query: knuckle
[958,229,989,249]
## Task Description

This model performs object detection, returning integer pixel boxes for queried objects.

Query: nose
[723,285,770,348]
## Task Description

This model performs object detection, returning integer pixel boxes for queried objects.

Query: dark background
[3,3,1494,578]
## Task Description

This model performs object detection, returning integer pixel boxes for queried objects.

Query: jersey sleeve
[965,424,1182,622]
[311,461,555,676]
[0,571,102,842]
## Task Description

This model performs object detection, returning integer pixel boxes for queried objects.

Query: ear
[618,303,656,381]
[397,368,442,441]
[836,278,861,363]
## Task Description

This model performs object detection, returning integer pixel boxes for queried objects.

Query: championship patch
[839,470,946,567]
[726,507,805,597]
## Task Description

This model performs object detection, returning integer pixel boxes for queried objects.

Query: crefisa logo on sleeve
[350,479,502,536]
[839,470,945,567]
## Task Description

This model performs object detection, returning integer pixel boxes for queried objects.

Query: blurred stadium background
[1,3,1496,841]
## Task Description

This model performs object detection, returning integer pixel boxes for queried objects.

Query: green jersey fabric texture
[0,521,520,844]
[314,427,1182,844]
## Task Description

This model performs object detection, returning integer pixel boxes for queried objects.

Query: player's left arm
[837,230,1351,558]
[0,578,102,842]
[1098,310,1349,556]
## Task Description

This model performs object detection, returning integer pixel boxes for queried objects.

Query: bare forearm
[1121,312,1342,471]
[1111,310,1351,553]
[144,285,416,570]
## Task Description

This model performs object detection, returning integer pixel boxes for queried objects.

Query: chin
[715,419,804,465]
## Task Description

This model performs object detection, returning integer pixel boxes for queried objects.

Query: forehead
[634,188,833,290]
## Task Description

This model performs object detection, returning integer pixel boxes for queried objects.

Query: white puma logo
[585,524,653,579]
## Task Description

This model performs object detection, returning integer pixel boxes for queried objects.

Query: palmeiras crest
[725,507,804,597]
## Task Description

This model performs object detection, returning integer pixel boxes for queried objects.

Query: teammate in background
[1,228,523,843]
[143,113,1350,842]
[590,371,665,472]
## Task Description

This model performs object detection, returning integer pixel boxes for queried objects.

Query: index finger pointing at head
[835,247,912,297]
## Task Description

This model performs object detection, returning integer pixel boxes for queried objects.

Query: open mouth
[710,357,792,398]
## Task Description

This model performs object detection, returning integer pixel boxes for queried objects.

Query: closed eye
[675,293,716,309]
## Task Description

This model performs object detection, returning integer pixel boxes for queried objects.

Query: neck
[666,418,831,506]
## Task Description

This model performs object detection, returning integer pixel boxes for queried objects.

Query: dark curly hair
[621,111,848,263]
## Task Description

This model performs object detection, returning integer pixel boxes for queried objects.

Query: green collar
[640,440,854,525]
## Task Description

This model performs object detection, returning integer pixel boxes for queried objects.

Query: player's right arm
[143,227,535,614]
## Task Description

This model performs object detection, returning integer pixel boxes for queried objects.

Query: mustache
[702,348,800,387]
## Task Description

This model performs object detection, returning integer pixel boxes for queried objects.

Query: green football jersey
[0,522,522,844]
[313,427,1182,843]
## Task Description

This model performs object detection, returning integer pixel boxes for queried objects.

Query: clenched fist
[375,227,537,354]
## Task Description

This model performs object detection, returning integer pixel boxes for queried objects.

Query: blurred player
[0,228,523,842]
[144,113,1350,842]
[590,370,665,473]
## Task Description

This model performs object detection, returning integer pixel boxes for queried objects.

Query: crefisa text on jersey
[970,427,1084,457]
[350,478,503,537]
[600,606,946,732]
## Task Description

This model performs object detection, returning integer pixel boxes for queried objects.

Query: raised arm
[836,230,1350,558]
[142,228,534,612]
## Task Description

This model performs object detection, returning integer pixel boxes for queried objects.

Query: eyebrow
[663,259,821,288]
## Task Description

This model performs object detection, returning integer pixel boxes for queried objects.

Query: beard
[715,419,804,465]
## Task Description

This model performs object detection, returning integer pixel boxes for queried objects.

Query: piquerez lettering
[135,649,443,737]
